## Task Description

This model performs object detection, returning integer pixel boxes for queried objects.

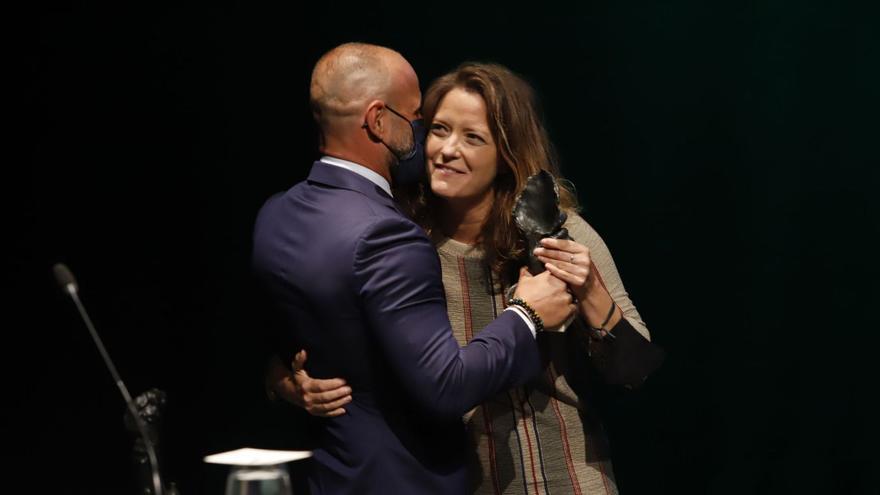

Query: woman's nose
[440,136,461,159]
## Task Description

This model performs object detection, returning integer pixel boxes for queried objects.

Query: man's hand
[267,350,352,417]
[514,266,577,329]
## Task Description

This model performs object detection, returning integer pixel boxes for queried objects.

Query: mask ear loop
[361,120,382,145]
[384,104,420,161]
[361,101,386,140]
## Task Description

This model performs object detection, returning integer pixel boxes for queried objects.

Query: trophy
[512,170,572,275]
[510,171,665,386]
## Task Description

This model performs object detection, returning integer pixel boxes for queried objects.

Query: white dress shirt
[320,156,392,198]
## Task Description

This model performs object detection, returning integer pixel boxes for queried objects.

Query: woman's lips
[433,163,465,174]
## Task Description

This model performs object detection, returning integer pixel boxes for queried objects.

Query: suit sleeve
[353,216,541,418]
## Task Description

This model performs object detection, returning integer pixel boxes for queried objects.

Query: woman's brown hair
[398,62,579,289]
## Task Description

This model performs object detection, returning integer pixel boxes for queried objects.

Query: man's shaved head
[310,43,410,133]
[308,42,420,173]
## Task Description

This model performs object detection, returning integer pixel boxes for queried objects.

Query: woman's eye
[466,133,486,144]
[430,124,448,136]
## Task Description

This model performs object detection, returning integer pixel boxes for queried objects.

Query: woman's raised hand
[533,238,594,301]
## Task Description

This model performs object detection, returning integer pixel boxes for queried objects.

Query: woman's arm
[533,212,649,339]
[534,212,663,387]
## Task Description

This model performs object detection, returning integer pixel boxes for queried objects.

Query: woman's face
[426,87,499,204]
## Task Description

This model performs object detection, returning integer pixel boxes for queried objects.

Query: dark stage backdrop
[17,1,878,493]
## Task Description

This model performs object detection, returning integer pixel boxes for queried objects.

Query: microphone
[53,263,78,295]
[53,263,164,495]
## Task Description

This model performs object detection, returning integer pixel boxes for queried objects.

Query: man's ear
[362,100,386,141]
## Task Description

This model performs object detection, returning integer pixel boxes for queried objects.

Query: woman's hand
[533,238,622,331]
[533,238,594,301]
[269,350,353,417]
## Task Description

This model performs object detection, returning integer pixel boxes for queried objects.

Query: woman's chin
[430,180,455,199]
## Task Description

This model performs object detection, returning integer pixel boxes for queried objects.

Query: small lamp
[204,448,312,495]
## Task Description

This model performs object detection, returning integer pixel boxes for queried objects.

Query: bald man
[252,43,574,494]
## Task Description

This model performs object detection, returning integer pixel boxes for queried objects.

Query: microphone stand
[60,277,164,495]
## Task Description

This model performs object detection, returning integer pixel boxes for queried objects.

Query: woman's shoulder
[561,209,600,245]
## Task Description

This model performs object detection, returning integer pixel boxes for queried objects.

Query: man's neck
[320,155,393,198]
[322,147,391,184]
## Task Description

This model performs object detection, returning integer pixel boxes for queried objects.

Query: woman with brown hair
[277,62,653,494]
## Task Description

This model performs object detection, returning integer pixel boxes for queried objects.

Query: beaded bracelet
[507,297,545,333]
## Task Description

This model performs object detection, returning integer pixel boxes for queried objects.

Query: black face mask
[383,105,428,186]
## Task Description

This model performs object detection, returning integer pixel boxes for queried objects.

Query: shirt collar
[319,156,392,198]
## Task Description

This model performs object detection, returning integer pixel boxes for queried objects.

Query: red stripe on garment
[513,388,543,495]
[457,257,474,342]
[460,257,502,493]
[481,404,502,495]
[546,367,583,495]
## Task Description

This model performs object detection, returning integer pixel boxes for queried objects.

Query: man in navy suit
[252,43,575,494]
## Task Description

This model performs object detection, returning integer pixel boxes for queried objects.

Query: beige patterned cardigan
[436,212,650,495]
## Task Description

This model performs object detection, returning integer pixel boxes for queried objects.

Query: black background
[16,1,879,493]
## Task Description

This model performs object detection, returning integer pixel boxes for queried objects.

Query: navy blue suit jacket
[252,161,541,493]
